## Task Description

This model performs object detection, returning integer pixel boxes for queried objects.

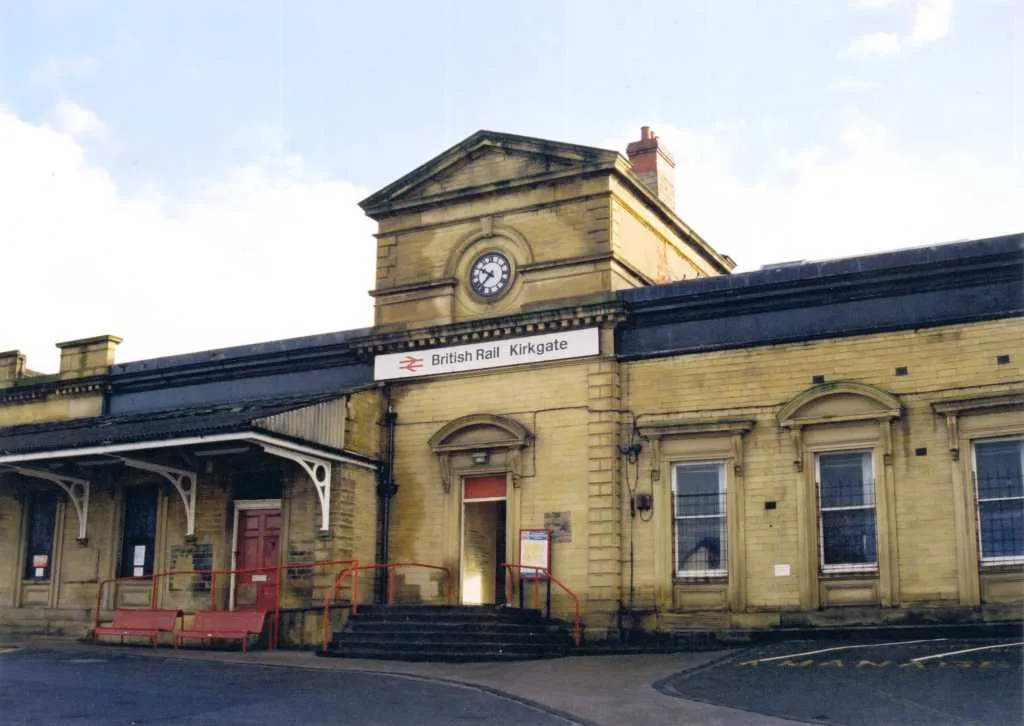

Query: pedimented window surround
[931,390,1024,607]
[778,382,902,473]
[777,382,902,610]
[637,417,755,612]
[428,413,533,494]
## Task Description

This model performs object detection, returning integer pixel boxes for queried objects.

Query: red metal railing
[321,562,454,651]
[93,575,158,633]
[501,563,582,646]
[95,558,357,650]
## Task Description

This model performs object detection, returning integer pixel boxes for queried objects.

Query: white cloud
[28,56,99,88]
[606,114,1022,273]
[844,0,954,58]
[844,32,902,57]
[0,105,377,372]
[908,0,953,47]
[828,77,882,91]
[849,0,901,8]
[47,98,106,138]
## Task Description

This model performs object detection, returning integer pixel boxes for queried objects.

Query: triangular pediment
[360,130,620,216]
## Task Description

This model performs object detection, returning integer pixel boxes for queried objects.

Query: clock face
[469,251,513,298]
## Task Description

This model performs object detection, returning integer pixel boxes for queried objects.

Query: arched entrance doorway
[428,414,532,605]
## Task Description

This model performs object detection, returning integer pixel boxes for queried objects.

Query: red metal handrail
[321,562,360,651]
[93,575,156,632]
[502,563,582,647]
[320,562,454,652]
[268,558,356,649]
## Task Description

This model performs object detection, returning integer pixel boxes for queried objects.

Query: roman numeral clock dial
[469,251,512,299]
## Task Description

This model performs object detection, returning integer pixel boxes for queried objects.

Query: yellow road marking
[911,641,1024,663]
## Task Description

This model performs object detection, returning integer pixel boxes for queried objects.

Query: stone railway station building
[1,128,1021,643]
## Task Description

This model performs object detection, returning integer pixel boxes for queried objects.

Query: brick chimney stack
[626,126,677,211]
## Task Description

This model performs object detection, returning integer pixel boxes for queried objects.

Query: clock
[469,251,513,299]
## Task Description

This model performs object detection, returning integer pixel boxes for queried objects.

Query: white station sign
[374,327,600,381]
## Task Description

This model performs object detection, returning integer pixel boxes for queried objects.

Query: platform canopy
[0,394,377,539]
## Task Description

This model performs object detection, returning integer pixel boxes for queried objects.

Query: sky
[1,0,1021,371]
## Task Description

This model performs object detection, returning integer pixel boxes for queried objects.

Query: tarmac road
[0,647,580,726]
[661,636,1024,726]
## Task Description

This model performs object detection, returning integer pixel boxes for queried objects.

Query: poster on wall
[519,529,551,580]
[543,511,572,543]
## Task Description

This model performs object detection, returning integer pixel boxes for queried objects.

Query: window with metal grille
[816,451,877,572]
[23,491,57,580]
[973,437,1023,566]
[673,462,727,577]
[119,487,158,578]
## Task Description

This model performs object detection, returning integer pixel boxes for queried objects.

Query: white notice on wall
[773,564,791,577]
[34,568,44,578]
[133,545,146,567]
[133,567,144,577]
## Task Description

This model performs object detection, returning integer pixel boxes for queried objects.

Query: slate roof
[617,233,1023,360]
[0,393,342,456]
[112,327,373,376]
[620,233,1023,306]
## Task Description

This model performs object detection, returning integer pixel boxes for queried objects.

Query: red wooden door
[235,509,280,611]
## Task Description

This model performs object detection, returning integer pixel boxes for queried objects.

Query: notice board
[518,529,551,579]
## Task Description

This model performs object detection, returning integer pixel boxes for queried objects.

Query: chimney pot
[626,126,677,211]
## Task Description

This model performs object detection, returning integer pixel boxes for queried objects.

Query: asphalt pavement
[1,636,1021,726]
[0,647,577,726]
[662,637,1024,726]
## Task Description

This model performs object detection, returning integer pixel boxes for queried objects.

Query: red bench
[93,608,183,647]
[176,610,267,653]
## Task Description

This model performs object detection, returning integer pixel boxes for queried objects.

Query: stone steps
[319,605,575,662]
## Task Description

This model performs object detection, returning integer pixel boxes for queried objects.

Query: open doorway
[461,477,507,605]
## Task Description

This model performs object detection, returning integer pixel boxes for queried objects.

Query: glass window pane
[821,509,877,566]
[979,500,1024,559]
[675,464,723,516]
[677,517,727,573]
[23,492,57,580]
[119,487,159,578]
[819,452,873,508]
[976,440,1024,500]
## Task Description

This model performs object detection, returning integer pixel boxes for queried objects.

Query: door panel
[235,509,280,611]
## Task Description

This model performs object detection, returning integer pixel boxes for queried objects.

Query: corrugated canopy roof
[0,393,343,456]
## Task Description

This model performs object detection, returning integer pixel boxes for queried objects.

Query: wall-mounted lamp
[471,451,490,465]
[617,442,642,461]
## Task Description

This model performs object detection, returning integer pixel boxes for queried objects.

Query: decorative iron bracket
[120,457,197,537]
[260,444,332,532]
[9,467,90,542]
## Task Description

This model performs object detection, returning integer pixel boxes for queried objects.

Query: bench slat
[94,608,182,647]
[176,610,267,653]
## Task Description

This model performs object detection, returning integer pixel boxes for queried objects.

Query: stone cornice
[931,391,1024,417]
[637,418,757,439]
[0,375,106,404]
[351,300,627,356]
[369,278,456,299]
